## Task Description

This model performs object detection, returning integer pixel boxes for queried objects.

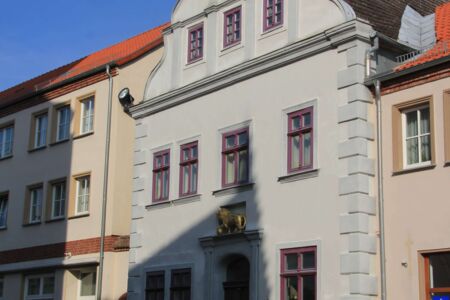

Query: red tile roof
[396,2,450,71]
[0,22,169,104]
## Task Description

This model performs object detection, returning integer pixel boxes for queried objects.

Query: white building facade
[128,1,381,299]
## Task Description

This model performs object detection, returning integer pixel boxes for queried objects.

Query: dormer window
[224,6,242,48]
[188,23,204,63]
[264,0,283,31]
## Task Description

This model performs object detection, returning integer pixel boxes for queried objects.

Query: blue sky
[0,0,176,91]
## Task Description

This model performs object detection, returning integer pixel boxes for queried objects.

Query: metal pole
[97,65,114,300]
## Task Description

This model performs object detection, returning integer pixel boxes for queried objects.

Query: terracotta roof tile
[396,2,450,71]
[0,22,169,104]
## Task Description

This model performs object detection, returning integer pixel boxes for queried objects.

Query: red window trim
[152,149,170,202]
[223,6,242,48]
[287,107,314,173]
[280,246,317,300]
[263,0,284,32]
[179,141,199,197]
[423,252,450,300]
[221,127,249,188]
[187,23,204,64]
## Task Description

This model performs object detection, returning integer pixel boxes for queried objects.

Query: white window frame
[80,98,94,134]
[24,274,55,300]
[77,268,97,300]
[0,193,8,229]
[34,113,48,149]
[401,105,432,169]
[29,187,43,224]
[75,176,90,216]
[56,106,71,142]
[51,182,66,220]
[0,125,14,158]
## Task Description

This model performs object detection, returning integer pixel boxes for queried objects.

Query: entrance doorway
[223,256,250,300]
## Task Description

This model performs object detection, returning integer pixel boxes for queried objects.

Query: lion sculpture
[216,208,247,235]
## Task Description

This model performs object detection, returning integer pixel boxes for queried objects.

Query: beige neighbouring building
[368,2,450,299]
[0,23,167,300]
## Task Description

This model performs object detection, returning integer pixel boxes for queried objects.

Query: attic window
[188,23,204,63]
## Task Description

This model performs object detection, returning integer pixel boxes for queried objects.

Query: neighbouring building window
[56,105,71,142]
[288,107,313,173]
[222,128,249,187]
[224,6,242,47]
[24,274,55,300]
[0,193,8,229]
[51,181,66,219]
[0,125,14,159]
[75,176,90,215]
[29,186,43,224]
[280,247,317,300]
[80,97,94,134]
[170,269,191,300]
[146,271,165,300]
[179,142,198,197]
[264,0,283,31]
[153,150,170,202]
[79,270,97,298]
[188,23,204,63]
[402,105,432,168]
[424,252,450,298]
[34,113,48,149]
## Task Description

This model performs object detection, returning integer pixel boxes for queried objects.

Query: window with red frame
[288,107,313,173]
[281,247,317,300]
[153,150,170,202]
[264,0,283,31]
[424,252,450,299]
[222,128,249,187]
[224,6,242,47]
[179,142,198,197]
[188,23,204,63]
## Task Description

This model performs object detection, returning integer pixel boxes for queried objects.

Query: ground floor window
[78,269,97,299]
[0,276,4,299]
[425,251,450,300]
[223,256,249,300]
[24,274,55,300]
[146,268,192,300]
[280,247,316,300]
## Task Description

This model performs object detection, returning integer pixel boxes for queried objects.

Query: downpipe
[97,65,114,300]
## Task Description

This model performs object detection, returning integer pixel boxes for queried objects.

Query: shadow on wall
[128,148,272,300]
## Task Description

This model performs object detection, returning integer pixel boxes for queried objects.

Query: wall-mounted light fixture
[118,87,135,112]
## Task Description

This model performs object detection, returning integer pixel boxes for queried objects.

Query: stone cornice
[131,20,372,119]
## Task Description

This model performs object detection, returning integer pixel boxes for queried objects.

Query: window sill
[28,146,47,153]
[50,139,70,147]
[145,194,202,211]
[46,217,66,223]
[212,183,254,197]
[260,25,286,40]
[278,168,319,184]
[0,226,6,231]
[392,164,436,176]
[23,221,41,227]
[220,43,243,56]
[68,213,89,220]
[185,58,205,70]
[0,155,13,162]
[73,131,94,140]
[146,200,171,210]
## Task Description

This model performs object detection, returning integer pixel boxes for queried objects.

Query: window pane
[238,149,248,182]
[80,272,96,296]
[291,116,300,130]
[238,132,248,145]
[191,163,198,193]
[406,111,418,137]
[420,107,430,134]
[302,132,312,167]
[182,149,190,161]
[27,278,40,296]
[290,135,300,169]
[285,276,298,300]
[155,172,161,199]
[0,196,7,228]
[192,146,198,159]
[226,136,235,149]
[226,153,235,184]
[302,275,316,300]
[43,276,55,294]
[406,138,419,165]
[182,166,189,194]
[421,135,431,162]
[303,113,311,127]
[429,252,450,288]
[285,254,298,270]
[302,252,316,269]
[162,170,169,198]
